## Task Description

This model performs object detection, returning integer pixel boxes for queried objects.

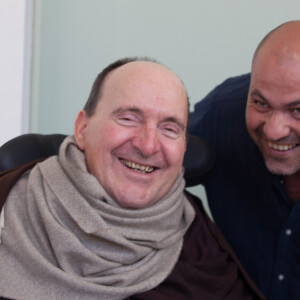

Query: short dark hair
[83,57,158,117]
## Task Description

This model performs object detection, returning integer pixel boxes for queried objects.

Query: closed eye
[160,124,182,139]
[114,113,140,126]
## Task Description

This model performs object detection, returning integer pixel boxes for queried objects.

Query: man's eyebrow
[250,89,300,108]
[163,117,186,131]
[284,100,300,108]
[249,89,268,102]
[112,106,142,115]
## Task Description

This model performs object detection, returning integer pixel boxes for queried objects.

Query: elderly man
[189,21,300,299]
[0,58,264,300]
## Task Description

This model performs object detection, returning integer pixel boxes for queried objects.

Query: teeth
[121,159,154,173]
[268,142,297,151]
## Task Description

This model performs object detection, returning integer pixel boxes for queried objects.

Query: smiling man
[189,21,300,299]
[246,26,300,182]
[0,58,265,300]
[74,60,188,209]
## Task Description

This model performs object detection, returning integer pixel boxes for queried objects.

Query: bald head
[103,60,187,109]
[252,20,300,67]
[103,60,186,95]
[83,57,189,118]
[250,20,300,96]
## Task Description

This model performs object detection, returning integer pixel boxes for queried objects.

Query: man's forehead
[101,61,186,102]
[106,61,182,85]
[255,23,300,66]
[97,60,188,122]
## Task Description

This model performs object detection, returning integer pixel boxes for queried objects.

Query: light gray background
[30,0,300,135]
[5,0,299,214]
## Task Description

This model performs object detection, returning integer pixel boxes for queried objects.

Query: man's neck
[283,171,300,205]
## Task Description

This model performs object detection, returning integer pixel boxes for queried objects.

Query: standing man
[189,21,300,300]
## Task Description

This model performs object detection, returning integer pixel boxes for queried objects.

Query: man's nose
[133,126,160,157]
[263,111,291,141]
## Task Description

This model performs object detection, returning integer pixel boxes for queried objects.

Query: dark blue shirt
[189,73,300,300]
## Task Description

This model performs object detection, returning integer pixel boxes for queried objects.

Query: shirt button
[278,274,285,281]
[285,229,292,235]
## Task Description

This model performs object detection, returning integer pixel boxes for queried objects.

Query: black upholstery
[0,133,214,187]
[183,134,214,186]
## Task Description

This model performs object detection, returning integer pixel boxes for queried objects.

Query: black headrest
[0,134,66,172]
[183,134,214,186]
[0,133,214,187]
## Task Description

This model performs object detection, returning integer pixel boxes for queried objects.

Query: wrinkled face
[75,62,188,208]
[246,52,300,175]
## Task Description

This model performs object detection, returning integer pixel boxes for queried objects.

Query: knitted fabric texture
[0,136,195,300]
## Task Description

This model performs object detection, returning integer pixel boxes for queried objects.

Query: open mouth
[120,158,156,173]
[268,142,298,151]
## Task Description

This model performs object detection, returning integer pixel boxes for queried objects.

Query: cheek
[246,108,262,132]
[84,123,115,163]
[97,124,138,160]
[85,127,124,176]
[164,141,186,171]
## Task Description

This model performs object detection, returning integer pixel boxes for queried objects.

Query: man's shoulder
[190,73,250,127]
[197,73,250,107]
[189,73,251,142]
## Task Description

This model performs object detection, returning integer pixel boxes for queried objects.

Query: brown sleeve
[185,191,266,300]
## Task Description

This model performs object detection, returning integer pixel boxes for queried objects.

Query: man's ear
[74,110,88,150]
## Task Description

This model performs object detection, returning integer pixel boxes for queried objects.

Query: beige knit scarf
[0,136,195,300]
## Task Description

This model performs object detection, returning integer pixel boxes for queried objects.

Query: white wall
[30,0,300,136]
[0,0,32,146]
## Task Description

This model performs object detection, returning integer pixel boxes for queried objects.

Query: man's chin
[265,160,298,176]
